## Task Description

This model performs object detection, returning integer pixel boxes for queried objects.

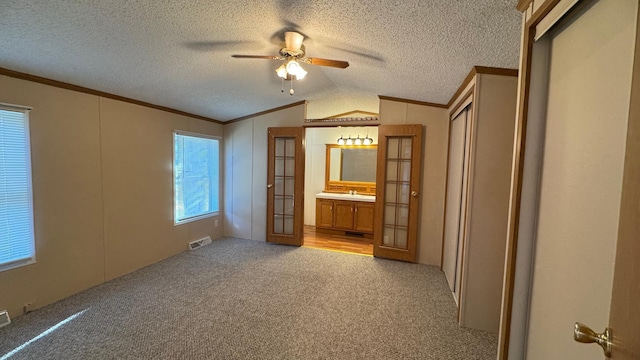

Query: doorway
[296,124,424,262]
[302,126,379,256]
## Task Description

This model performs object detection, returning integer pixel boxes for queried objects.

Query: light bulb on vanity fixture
[346,136,353,146]
[363,129,374,145]
[337,135,345,145]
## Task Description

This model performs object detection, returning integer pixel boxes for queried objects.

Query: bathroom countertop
[315,192,376,202]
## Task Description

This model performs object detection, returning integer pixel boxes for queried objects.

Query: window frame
[0,103,36,273]
[172,130,221,226]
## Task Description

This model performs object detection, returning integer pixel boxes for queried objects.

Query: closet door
[442,105,471,302]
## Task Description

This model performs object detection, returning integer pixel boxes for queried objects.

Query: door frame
[500,1,640,359]
[301,124,380,248]
[500,2,569,357]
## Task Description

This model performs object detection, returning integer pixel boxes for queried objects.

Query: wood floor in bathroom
[303,225,373,256]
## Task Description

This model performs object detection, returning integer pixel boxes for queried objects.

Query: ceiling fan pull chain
[290,79,294,95]
[281,78,284,93]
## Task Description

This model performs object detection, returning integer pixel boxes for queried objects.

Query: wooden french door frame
[266,127,305,246]
[373,124,423,262]
[500,1,640,359]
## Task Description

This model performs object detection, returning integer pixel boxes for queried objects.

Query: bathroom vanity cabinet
[315,198,375,236]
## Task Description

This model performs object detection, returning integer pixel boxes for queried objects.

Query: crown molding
[0,67,223,124]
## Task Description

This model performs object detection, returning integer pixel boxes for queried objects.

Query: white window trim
[174,211,219,226]
[173,130,221,226]
[0,257,36,273]
[0,103,36,273]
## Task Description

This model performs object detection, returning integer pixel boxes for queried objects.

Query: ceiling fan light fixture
[295,66,307,80]
[233,31,348,94]
[275,64,287,79]
[285,59,298,72]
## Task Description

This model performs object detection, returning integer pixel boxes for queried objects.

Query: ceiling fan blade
[185,41,258,52]
[325,45,385,63]
[231,55,280,60]
[306,58,350,69]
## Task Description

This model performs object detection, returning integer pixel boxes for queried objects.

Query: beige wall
[0,75,223,318]
[458,73,518,333]
[223,105,306,241]
[379,100,449,266]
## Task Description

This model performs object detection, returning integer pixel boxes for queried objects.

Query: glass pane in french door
[273,137,295,235]
[383,136,412,250]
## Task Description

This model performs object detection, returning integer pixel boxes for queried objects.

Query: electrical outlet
[214,219,219,227]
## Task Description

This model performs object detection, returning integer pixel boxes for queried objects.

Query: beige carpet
[0,238,497,359]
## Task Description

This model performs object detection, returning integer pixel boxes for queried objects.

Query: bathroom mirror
[325,144,377,194]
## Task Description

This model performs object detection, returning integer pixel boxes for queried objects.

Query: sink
[315,192,376,202]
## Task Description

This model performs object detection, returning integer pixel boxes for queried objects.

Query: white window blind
[0,106,35,271]
[174,132,219,225]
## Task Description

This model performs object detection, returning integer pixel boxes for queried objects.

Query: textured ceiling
[0,1,521,121]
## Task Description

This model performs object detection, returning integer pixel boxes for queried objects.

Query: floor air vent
[188,236,212,251]
[0,310,10,328]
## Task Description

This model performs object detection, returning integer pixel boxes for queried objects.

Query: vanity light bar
[336,135,374,145]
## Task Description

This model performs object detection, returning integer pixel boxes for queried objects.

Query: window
[173,131,220,225]
[0,106,35,272]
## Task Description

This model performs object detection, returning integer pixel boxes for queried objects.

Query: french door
[373,124,423,262]
[266,127,305,246]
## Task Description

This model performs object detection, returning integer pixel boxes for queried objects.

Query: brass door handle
[574,322,612,357]
[267,184,273,189]
[411,191,418,197]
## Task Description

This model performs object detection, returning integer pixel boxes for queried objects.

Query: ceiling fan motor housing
[280,44,305,58]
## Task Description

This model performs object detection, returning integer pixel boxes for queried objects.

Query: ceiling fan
[231,31,349,95]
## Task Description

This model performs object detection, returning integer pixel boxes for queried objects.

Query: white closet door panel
[442,109,468,294]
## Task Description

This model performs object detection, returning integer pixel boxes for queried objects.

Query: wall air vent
[188,236,212,251]
[0,310,11,328]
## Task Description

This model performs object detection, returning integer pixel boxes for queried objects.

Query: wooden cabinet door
[354,202,375,233]
[315,199,334,228]
[333,201,354,230]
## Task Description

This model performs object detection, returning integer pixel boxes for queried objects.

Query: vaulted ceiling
[0,1,521,121]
